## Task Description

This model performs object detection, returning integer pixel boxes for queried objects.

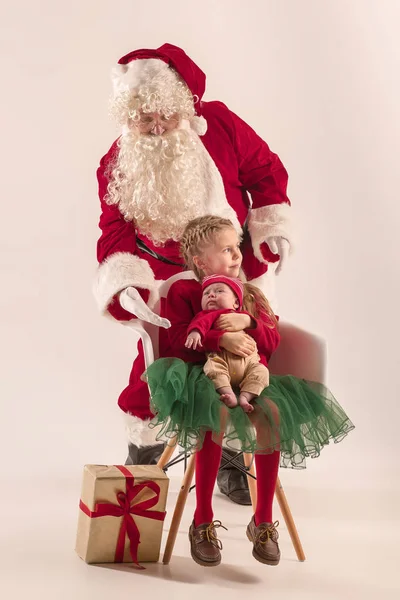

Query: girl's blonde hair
[180,215,278,329]
[242,282,278,329]
[180,215,236,278]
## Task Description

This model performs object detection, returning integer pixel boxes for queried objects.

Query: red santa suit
[93,44,292,447]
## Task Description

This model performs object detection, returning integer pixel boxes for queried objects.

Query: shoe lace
[199,520,228,550]
[255,520,279,545]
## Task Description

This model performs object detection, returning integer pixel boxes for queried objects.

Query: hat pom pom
[190,115,207,136]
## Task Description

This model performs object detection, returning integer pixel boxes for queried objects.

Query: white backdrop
[1,0,399,489]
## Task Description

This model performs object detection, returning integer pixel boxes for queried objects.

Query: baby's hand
[185,330,203,350]
[216,313,252,332]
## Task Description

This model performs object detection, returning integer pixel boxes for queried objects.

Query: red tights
[194,431,280,527]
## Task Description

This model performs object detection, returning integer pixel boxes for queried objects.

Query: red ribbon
[79,465,166,568]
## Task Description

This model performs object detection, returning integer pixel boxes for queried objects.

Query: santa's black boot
[217,448,252,505]
[125,442,165,466]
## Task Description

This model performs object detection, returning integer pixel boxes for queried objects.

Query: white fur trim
[111,58,177,98]
[190,115,207,136]
[171,124,241,233]
[194,134,242,235]
[247,203,293,263]
[94,252,156,314]
[124,414,162,447]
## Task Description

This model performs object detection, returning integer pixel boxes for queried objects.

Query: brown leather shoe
[246,517,280,566]
[189,520,227,567]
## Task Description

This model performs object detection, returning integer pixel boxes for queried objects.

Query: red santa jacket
[93,44,292,323]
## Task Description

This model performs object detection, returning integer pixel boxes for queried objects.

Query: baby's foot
[218,387,238,409]
[239,392,256,414]
[220,392,239,408]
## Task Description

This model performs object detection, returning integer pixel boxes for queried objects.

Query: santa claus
[94,43,293,504]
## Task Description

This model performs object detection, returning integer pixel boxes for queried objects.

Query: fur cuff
[94,252,156,314]
[124,413,162,447]
[247,203,293,263]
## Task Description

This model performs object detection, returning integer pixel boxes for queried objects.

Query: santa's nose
[152,123,166,136]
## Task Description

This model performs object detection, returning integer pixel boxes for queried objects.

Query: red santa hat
[201,275,244,308]
[111,43,207,135]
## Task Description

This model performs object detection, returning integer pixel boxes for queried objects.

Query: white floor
[2,466,399,600]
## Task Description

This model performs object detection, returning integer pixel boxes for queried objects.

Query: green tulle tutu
[144,358,354,469]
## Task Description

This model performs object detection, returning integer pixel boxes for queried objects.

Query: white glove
[119,287,171,329]
[265,237,290,275]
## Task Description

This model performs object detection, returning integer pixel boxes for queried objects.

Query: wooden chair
[124,273,326,565]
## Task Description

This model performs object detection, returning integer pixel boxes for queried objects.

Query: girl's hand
[220,331,256,357]
[216,313,253,332]
[185,330,203,350]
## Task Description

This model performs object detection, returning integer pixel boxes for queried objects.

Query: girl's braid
[180,215,235,277]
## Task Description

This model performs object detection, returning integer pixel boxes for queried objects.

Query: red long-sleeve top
[161,279,280,367]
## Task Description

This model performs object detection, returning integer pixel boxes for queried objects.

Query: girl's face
[194,227,242,278]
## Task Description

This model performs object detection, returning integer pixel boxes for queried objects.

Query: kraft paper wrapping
[75,464,169,564]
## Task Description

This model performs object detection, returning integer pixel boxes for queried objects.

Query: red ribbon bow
[79,465,166,568]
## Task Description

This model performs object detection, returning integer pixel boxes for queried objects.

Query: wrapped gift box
[76,464,169,566]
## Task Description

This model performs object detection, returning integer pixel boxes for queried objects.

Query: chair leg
[163,452,196,565]
[157,436,177,470]
[275,476,306,561]
[243,453,257,512]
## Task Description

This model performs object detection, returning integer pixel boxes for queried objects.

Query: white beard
[108,126,210,245]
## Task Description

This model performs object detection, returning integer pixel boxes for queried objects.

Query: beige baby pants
[203,349,269,396]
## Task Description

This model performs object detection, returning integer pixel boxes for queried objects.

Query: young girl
[145,215,354,568]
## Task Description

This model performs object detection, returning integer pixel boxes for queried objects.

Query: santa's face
[194,228,242,279]
[136,111,180,136]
